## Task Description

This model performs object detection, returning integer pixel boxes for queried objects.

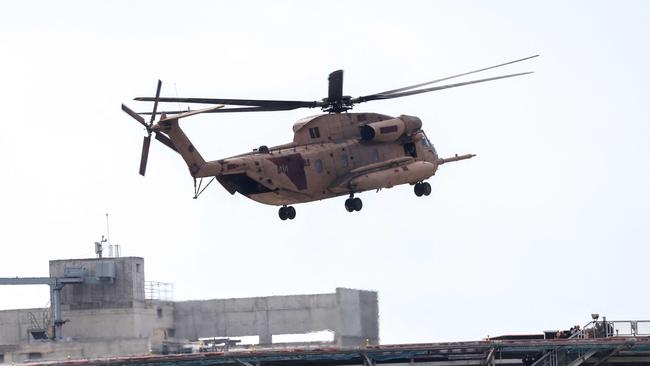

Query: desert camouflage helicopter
[122,55,536,220]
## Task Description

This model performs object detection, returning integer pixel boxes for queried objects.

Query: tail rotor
[121,80,163,176]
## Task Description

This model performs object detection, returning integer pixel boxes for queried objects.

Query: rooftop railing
[145,281,174,301]
[570,319,650,339]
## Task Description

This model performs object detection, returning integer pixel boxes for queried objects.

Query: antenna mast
[105,213,120,257]
[106,213,113,257]
[105,213,111,246]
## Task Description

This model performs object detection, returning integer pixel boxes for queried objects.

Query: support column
[259,332,272,345]
[52,284,63,340]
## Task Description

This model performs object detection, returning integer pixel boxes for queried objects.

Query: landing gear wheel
[278,206,296,220]
[352,197,363,211]
[421,182,431,196]
[344,196,363,212]
[286,206,296,220]
[414,183,424,197]
[345,199,354,212]
[278,206,288,220]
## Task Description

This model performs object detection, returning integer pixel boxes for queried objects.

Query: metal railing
[570,319,650,339]
[145,281,174,301]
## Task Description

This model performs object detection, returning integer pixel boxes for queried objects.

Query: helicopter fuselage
[211,112,440,205]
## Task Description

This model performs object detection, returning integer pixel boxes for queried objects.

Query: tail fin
[155,117,222,178]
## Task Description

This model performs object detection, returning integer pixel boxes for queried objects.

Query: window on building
[315,159,323,173]
[136,263,140,273]
[28,353,42,360]
[157,307,163,318]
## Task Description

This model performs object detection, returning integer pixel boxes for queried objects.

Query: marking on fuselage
[380,125,398,134]
[268,154,307,190]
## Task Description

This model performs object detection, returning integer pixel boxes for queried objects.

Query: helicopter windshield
[421,131,437,155]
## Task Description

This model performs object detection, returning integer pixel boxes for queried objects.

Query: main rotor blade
[150,80,162,124]
[154,132,177,152]
[121,104,147,127]
[139,105,314,115]
[328,70,344,103]
[159,105,225,122]
[134,96,319,109]
[353,72,533,103]
[375,55,539,95]
[139,135,151,176]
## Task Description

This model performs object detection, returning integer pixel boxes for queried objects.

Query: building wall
[173,287,379,346]
[0,308,48,346]
[1,256,379,362]
[49,257,145,310]
[337,288,379,346]
[58,301,174,341]
[132,301,175,339]
[2,338,150,364]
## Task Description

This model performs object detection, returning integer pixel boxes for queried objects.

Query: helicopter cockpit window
[421,132,436,154]
[315,159,323,173]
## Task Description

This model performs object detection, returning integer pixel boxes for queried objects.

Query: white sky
[0,1,648,344]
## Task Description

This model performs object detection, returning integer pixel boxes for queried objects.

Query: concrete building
[0,256,379,363]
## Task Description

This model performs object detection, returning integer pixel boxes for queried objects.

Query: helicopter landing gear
[278,205,296,220]
[414,182,432,197]
[344,195,363,212]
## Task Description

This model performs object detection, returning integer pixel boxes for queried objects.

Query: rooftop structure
[0,256,378,363]
[2,256,648,366]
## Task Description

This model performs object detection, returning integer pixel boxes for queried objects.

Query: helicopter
[121,55,537,220]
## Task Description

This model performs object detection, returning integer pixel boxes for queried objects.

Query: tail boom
[155,118,222,177]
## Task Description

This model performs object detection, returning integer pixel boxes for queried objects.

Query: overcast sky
[0,1,648,344]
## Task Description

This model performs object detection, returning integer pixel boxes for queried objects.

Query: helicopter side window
[340,153,349,168]
[315,159,323,173]
[309,127,321,139]
[403,142,417,158]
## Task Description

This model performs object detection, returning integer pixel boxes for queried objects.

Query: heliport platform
[24,337,650,366]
